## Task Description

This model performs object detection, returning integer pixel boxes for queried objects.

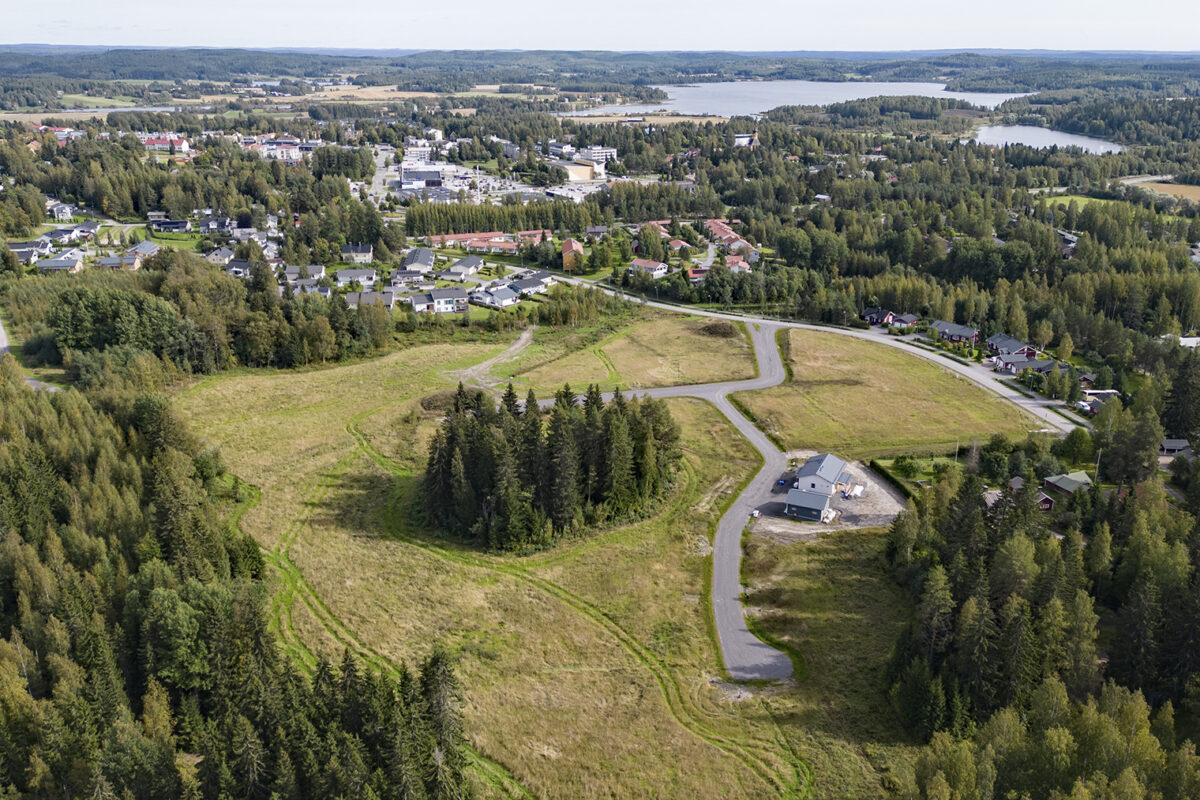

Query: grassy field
[176,322,918,799]
[743,529,918,796]
[502,314,756,394]
[733,329,1036,458]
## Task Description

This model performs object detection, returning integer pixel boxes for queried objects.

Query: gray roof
[428,287,468,300]
[336,268,376,281]
[796,453,848,486]
[126,240,159,256]
[785,488,831,512]
[987,333,1028,352]
[510,278,544,292]
[341,243,373,254]
[403,248,436,269]
[450,255,483,271]
[1045,471,1093,494]
[931,320,978,339]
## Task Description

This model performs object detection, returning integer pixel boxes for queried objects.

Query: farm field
[733,328,1037,458]
[743,529,918,797]
[501,314,756,395]
[175,325,916,799]
[1138,182,1200,201]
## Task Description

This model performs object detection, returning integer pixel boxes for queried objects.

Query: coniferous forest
[424,383,682,551]
[0,358,469,799]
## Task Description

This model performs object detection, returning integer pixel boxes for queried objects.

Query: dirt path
[448,326,536,393]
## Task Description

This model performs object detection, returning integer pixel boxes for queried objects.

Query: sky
[5,0,1199,52]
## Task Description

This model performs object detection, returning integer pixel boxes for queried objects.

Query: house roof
[1045,471,1093,494]
[510,278,544,291]
[126,240,159,256]
[428,288,468,300]
[450,255,483,270]
[562,238,584,254]
[403,248,436,268]
[796,453,848,487]
[931,320,978,339]
[785,488,831,512]
[336,268,376,280]
[894,313,919,324]
[631,258,666,270]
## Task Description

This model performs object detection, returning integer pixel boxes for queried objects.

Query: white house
[409,288,468,314]
[629,258,668,280]
[335,268,377,289]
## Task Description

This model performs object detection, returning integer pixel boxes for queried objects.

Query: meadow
[733,328,1037,458]
[177,318,923,798]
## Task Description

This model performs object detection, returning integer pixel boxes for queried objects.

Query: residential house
[335,268,377,289]
[930,320,979,345]
[197,215,232,234]
[224,259,255,279]
[1161,439,1193,457]
[668,238,688,252]
[470,285,521,309]
[562,238,584,272]
[74,221,101,239]
[96,254,142,270]
[391,269,430,287]
[862,308,894,326]
[47,228,81,245]
[402,248,437,273]
[341,243,374,264]
[36,254,84,273]
[685,267,710,284]
[8,238,53,257]
[150,219,192,233]
[585,225,609,238]
[206,247,235,266]
[986,333,1037,356]
[126,240,160,258]
[409,288,469,314]
[445,255,483,277]
[283,264,325,283]
[629,258,668,280]
[509,277,548,297]
[892,313,920,329]
[783,453,851,522]
[49,202,74,222]
[1044,471,1093,496]
[292,279,331,298]
[345,291,396,311]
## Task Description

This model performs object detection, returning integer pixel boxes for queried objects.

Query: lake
[561,80,1029,118]
[970,125,1123,154]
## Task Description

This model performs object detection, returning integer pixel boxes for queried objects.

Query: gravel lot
[750,450,907,541]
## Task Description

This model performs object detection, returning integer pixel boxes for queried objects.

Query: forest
[0,357,470,799]
[424,383,682,551]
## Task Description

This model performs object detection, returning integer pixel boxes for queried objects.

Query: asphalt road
[534,320,794,680]
[541,277,1080,681]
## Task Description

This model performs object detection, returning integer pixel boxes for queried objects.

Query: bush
[699,320,737,338]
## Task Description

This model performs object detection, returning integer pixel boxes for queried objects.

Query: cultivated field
[303,84,440,102]
[1138,182,1200,201]
[502,315,756,394]
[733,328,1036,458]
[176,320,920,799]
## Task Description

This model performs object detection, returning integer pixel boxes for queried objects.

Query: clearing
[503,314,756,394]
[734,328,1036,458]
[742,528,918,797]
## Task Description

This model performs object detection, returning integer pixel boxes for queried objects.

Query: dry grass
[506,315,755,394]
[744,529,919,797]
[734,329,1037,458]
[1139,182,1200,201]
[177,341,806,799]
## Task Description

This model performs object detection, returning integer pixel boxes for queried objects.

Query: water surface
[970,125,1123,154]
[563,80,1029,118]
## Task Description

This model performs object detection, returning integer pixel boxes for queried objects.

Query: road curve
[534,321,794,679]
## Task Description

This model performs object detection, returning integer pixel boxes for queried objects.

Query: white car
[750,509,760,518]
